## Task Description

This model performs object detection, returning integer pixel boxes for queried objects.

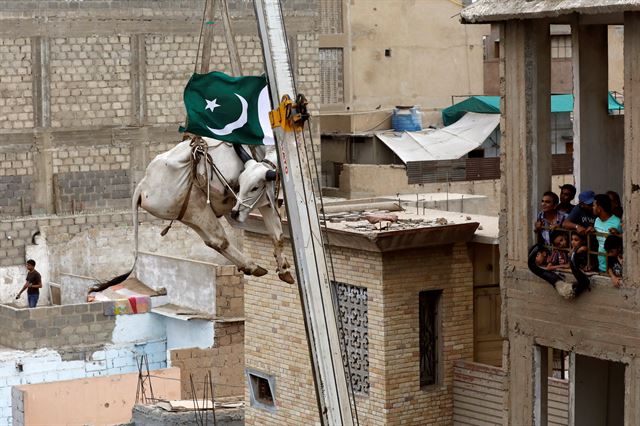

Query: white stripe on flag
[258,86,275,145]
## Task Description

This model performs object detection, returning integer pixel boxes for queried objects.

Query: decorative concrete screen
[333,281,369,395]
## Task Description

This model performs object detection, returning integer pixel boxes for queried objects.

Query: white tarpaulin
[376,112,500,163]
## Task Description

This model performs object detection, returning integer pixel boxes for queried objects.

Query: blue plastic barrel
[392,106,422,131]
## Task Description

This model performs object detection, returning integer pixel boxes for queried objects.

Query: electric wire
[272,0,361,419]
[269,1,360,424]
[300,117,361,426]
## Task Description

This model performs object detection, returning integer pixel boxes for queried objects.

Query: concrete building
[461,0,640,424]
[319,0,490,188]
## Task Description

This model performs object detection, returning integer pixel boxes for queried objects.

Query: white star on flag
[205,99,220,112]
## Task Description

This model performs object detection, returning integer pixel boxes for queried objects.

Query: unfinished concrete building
[461,0,640,424]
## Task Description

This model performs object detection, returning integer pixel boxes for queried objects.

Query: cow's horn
[266,170,277,181]
[233,144,252,164]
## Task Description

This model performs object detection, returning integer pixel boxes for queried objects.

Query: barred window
[319,0,343,34]
[551,35,572,59]
[333,281,369,394]
[319,48,345,105]
[420,290,442,387]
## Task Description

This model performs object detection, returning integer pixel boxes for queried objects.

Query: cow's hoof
[252,266,268,277]
[555,280,575,300]
[279,271,295,284]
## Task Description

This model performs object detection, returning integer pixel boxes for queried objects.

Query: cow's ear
[265,170,277,181]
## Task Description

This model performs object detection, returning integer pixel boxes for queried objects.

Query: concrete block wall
[243,230,475,425]
[3,340,167,425]
[0,302,115,351]
[0,210,163,268]
[170,322,244,399]
[0,37,32,129]
[0,0,320,217]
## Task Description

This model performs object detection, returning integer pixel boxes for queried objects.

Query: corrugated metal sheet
[453,361,570,425]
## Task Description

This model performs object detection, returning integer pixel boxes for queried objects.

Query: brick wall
[0,302,115,350]
[243,231,475,425]
[215,265,245,318]
[170,322,244,399]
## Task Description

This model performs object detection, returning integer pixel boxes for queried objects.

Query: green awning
[442,93,624,126]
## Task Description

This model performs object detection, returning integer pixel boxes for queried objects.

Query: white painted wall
[136,252,217,316]
[0,235,50,307]
[112,313,167,345]
[165,319,215,350]
[0,341,167,425]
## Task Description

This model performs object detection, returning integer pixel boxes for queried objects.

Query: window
[319,48,345,105]
[420,290,442,387]
[246,369,276,412]
[333,281,369,395]
[551,35,572,59]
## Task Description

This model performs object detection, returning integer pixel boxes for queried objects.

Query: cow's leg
[182,192,267,277]
[259,205,294,284]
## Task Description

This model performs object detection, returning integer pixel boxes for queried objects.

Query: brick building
[241,209,500,425]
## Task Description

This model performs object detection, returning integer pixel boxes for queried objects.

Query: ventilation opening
[247,369,276,412]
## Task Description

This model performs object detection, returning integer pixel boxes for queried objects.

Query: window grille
[551,35,572,59]
[420,290,442,387]
[319,0,343,34]
[333,281,369,394]
[319,48,344,105]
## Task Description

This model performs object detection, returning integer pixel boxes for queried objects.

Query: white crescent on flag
[207,94,248,136]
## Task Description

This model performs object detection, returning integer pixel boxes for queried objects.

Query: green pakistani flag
[182,72,274,145]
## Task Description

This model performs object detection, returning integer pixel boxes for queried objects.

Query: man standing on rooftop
[16,259,42,308]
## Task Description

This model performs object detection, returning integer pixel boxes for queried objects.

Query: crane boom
[252,1,355,425]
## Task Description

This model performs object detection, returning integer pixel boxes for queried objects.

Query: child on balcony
[569,233,589,271]
[547,230,569,271]
[605,235,623,288]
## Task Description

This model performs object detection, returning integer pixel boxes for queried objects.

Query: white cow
[94,136,294,292]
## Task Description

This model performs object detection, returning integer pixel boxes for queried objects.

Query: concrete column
[130,34,147,126]
[32,132,55,215]
[533,346,548,426]
[502,19,551,267]
[31,36,50,128]
[624,12,640,283]
[572,24,624,194]
[31,36,54,215]
[625,357,640,425]
[507,334,535,425]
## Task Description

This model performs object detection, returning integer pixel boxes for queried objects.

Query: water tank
[392,106,422,132]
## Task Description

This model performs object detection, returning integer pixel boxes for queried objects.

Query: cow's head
[231,158,277,222]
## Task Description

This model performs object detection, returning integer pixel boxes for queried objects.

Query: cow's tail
[88,184,142,294]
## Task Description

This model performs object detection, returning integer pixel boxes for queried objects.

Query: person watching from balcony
[607,190,623,219]
[547,230,569,271]
[594,194,623,273]
[558,184,577,214]
[535,191,567,245]
[569,233,589,271]
[563,190,596,235]
[604,234,623,288]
